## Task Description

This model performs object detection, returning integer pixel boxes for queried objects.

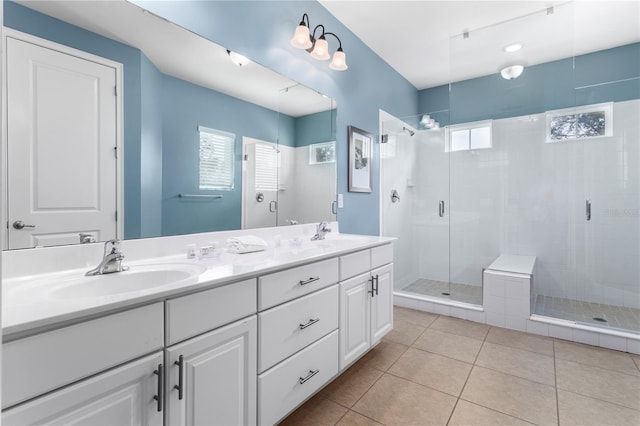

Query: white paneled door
[6,34,119,249]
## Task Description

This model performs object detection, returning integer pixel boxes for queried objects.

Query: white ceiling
[17,0,334,117]
[19,1,640,99]
[319,0,640,89]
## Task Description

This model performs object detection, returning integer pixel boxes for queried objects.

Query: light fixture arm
[311,24,325,40]
[324,32,343,51]
[298,13,310,29]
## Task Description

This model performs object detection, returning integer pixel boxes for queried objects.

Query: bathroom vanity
[1,226,394,425]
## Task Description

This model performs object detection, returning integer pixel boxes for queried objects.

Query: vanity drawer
[259,258,338,310]
[339,249,371,280]
[2,303,164,409]
[259,284,338,372]
[371,243,394,269]
[258,330,338,426]
[165,278,257,345]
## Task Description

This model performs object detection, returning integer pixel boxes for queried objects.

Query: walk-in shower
[381,3,640,335]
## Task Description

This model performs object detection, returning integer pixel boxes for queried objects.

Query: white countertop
[487,254,536,275]
[2,233,394,338]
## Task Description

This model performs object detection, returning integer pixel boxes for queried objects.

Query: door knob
[12,220,36,230]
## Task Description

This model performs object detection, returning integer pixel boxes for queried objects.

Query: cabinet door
[166,316,257,426]
[339,272,372,370]
[2,352,163,426]
[371,264,394,344]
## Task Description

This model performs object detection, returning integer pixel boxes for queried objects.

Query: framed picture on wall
[348,125,373,193]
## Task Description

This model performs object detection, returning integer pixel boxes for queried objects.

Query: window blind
[254,143,279,191]
[199,126,235,190]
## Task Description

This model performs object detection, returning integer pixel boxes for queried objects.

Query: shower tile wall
[399,99,639,311]
[500,100,639,309]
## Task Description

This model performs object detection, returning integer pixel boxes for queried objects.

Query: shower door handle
[586,199,591,221]
[438,200,445,218]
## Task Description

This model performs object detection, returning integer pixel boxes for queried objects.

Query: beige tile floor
[279,306,640,426]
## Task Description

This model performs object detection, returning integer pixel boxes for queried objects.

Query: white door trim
[2,27,124,249]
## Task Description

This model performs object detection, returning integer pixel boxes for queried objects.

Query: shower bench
[483,254,536,331]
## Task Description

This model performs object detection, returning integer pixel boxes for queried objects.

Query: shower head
[402,126,415,137]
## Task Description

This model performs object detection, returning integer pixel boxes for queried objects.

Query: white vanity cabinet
[2,236,394,426]
[339,245,394,369]
[3,352,164,426]
[257,258,340,425]
[164,316,257,426]
[164,279,258,426]
[2,303,165,425]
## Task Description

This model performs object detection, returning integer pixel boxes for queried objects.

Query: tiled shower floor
[401,279,639,334]
[402,278,483,306]
[533,294,640,334]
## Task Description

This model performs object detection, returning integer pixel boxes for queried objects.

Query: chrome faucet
[86,239,129,276]
[311,222,331,241]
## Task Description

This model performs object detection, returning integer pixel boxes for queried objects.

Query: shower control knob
[12,220,36,230]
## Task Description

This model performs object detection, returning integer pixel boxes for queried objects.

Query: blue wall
[140,56,163,237]
[419,43,640,125]
[130,0,419,235]
[161,75,281,236]
[295,110,337,147]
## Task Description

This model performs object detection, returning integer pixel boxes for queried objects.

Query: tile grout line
[553,338,561,426]
[338,339,411,421]
[445,324,491,425]
[458,326,550,425]
[553,352,640,379]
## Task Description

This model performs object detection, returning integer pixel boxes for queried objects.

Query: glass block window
[546,102,613,142]
[447,120,493,152]
[198,126,235,190]
[309,141,336,164]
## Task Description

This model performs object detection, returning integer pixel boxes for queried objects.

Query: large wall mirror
[2,0,337,250]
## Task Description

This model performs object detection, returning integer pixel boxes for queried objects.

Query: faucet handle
[103,239,121,255]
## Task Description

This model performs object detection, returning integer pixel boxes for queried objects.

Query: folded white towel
[226,235,268,254]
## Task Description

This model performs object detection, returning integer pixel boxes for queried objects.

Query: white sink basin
[33,263,207,300]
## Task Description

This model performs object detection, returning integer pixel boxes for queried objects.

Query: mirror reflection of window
[254,143,280,191]
[198,126,236,191]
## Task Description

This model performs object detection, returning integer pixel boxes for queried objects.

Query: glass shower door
[414,125,451,299]
[579,98,640,333]
[381,115,451,298]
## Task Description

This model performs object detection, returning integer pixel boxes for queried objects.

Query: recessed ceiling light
[503,43,523,53]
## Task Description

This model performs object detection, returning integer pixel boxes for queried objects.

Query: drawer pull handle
[299,276,320,286]
[299,369,320,384]
[153,363,164,412]
[299,318,320,330]
[174,355,184,400]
